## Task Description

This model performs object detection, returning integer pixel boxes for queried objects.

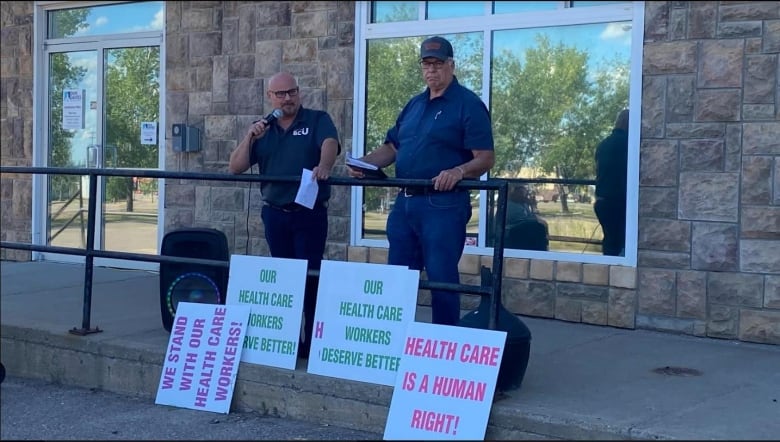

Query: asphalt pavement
[0,376,382,440]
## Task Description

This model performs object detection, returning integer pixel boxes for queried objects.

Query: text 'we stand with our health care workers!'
[160,307,242,409]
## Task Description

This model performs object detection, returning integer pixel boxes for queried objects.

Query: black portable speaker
[159,228,230,332]
[458,266,532,391]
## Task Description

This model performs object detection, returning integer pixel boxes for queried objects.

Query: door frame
[31,6,166,271]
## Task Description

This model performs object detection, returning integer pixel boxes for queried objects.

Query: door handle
[87,144,100,168]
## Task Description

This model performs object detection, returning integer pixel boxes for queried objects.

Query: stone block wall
[0,1,33,261]
[636,1,779,344]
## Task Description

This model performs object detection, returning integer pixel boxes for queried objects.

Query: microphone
[254,109,282,125]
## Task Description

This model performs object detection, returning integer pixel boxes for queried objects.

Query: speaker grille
[165,272,222,317]
[159,228,229,332]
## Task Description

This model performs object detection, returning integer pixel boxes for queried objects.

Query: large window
[354,1,642,265]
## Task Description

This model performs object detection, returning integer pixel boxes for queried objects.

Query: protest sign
[384,322,507,440]
[224,254,307,369]
[155,302,251,414]
[306,260,419,386]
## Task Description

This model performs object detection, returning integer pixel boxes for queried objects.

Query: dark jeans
[387,190,471,326]
[594,197,626,256]
[261,203,328,357]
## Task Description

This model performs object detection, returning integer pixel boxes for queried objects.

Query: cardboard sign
[306,260,420,386]
[155,302,251,414]
[384,322,507,440]
[224,254,307,370]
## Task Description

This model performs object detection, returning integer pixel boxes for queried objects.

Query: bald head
[268,72,297,91]
[615,109,629,131]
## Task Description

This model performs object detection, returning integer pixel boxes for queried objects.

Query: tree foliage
[491,34,629,212]
[104,46,160,209]
[48,9,90,202]
[361,25,629,216]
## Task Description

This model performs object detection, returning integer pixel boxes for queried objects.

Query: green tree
[48,9,90,202]
[491,35,589,179]
[491,34,629,213]
[538,58,629,211]
[104,46,160,211]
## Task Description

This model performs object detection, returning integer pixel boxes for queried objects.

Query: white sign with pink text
[384,322,507,440]
[155,302,251,414]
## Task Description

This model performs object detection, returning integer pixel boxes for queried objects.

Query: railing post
[70,172,102,336]
[489,180,509,330]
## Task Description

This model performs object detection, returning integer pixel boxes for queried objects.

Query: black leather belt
[400,187,436,197]
[265,201,327,212]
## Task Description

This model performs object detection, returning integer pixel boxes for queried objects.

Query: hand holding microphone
[248,108,282,140]
[254,108,282,125]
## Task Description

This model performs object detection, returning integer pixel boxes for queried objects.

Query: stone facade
[0,1,33,261]
[635,1,780,344]
[1,2,778,345]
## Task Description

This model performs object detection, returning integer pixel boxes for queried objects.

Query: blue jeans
[261,203,328,356]
[386,190,472,326]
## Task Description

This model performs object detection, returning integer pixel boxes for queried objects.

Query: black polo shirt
[249,106,340,206]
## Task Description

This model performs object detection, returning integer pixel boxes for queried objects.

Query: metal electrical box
[172,124,201,152]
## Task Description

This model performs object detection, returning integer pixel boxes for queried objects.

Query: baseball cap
[420,36,453,61]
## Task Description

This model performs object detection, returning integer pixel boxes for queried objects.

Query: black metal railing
[0,166,509,335]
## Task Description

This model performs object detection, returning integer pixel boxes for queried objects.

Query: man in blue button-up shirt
[348,36,495,326]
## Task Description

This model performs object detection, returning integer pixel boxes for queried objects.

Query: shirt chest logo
[292,127,309,136]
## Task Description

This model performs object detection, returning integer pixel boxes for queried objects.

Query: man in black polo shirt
[229,71,340,358]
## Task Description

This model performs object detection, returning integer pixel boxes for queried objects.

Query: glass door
[43,41,161,269]
[101,45,160,258]
[46,49,96,252]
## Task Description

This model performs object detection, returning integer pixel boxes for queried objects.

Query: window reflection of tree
[489,24,629,253]
[48,9,90,204]
[361,6,633,255]
[104,47,160,212]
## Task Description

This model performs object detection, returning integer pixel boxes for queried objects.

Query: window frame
[351,1,644,267]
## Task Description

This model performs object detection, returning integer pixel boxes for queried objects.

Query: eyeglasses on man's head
[269,87,299,98]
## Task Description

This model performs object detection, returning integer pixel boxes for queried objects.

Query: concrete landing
[1,261,778,440]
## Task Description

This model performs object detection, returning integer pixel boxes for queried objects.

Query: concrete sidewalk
[1,260,778,440]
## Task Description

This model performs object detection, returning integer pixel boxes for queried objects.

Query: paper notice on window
[141,122,157,145]
[294,168,318,209]
[62,89,85,130]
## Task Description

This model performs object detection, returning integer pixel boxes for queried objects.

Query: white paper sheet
[141,122,157,145]
[294,168,318,209]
